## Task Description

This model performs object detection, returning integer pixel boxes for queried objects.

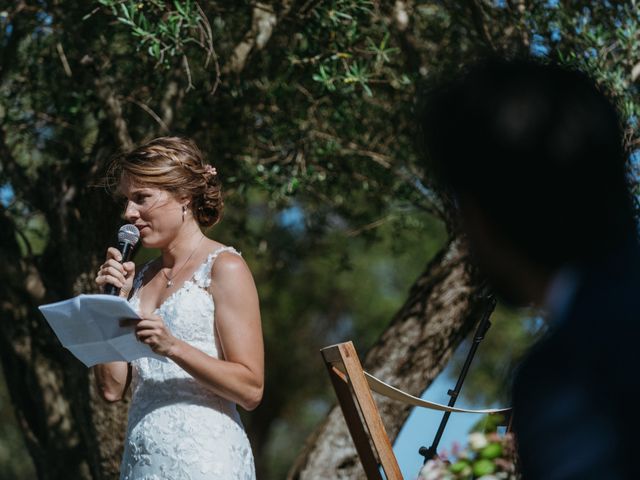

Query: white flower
[468,432,489,451]
[418,459,450,480]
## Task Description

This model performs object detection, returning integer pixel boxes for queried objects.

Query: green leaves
[419,432,518,479]
[523,2,640,203]
[96,0,210,69]
[479,442,503,460]
[472,459,496,477]
[312,64,336,91]
[343,62,372,96]
[302,1,409,98]
[368,33,399,69]
[527,2,640,145]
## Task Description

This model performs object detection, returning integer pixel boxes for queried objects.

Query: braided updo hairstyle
[108,137,223,227]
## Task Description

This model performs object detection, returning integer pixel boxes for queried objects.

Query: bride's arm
[135,253,264,411]
[93,362,132,402]
[170,253,264,410]
[93,247,135,402]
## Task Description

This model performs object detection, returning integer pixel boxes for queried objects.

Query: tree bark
[288,237,492,479]
[0,129,130,479]
[0,228,130,480]
[0,208,86,479]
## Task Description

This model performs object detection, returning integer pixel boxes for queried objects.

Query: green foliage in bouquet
[418,415,519,480]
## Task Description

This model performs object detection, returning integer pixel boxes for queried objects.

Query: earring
[182,205,187,222]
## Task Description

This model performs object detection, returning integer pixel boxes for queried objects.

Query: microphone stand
[418,295,497,463]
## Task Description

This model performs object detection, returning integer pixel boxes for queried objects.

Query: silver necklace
[162,235,205,288]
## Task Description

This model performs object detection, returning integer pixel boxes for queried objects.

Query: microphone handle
[104,241,135,296]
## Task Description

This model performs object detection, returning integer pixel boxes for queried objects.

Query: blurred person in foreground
[420,58,639,479]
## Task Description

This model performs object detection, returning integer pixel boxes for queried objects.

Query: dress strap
[192,246,241,289]
[132,261,153,292]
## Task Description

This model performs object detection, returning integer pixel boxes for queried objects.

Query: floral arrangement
[418,431,520,480]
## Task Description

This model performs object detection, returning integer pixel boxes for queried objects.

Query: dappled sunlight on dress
[120,247,255,480]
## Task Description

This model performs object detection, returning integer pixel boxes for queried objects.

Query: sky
[0,184,13,206]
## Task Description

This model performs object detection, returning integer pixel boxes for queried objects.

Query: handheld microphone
[104,224,140,296]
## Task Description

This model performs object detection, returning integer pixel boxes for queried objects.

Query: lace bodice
[120,246,256,480]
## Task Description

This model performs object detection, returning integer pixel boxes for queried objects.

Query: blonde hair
[107,137,223,227]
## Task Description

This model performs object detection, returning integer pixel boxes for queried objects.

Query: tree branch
[196,1,221,94]
[505,0,530,54]
[0,124,34,200]
[93,75,134,150]
[468,0,497,52]
[125,96,170,134]
[387,0,423,77]
[0,3,30,85]
[224,3,278,75]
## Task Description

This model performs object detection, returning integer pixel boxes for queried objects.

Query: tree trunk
[288,237,492,479]
[0,189,129,479]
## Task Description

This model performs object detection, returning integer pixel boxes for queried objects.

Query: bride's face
[118,176,185,248]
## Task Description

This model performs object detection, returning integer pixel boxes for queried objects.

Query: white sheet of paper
[39,294,167,367]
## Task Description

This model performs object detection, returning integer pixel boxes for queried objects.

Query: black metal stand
[418,295,496,463]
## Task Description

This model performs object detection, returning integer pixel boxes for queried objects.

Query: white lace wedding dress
[120,246,256,480]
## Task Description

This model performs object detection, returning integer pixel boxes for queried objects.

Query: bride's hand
[96,247,135,297]
[134,313,178,357]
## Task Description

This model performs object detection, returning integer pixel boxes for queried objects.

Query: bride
[93,137,263,479]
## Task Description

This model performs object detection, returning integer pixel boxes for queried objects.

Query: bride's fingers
[103,259,127,275]
[122,261,135,275]
[101,254,133,280]
[136,331,158,344]
[95,269,121,286]
[100,265,126,284]
[106,247,123,262]
[96,274,124,289]
[97,273,124,289]
[135,321,158,332]
[137,313,164,323]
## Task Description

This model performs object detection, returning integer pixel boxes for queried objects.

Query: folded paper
[39,294,166,367]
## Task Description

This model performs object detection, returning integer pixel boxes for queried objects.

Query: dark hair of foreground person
[419,58,639,479]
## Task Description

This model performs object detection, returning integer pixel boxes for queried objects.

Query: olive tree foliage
[0,1,639,479]
[527,1,640,186]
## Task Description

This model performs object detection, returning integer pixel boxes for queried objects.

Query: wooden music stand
[321,341,403,480]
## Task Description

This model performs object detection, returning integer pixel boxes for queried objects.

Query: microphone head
[117,224,140,246]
